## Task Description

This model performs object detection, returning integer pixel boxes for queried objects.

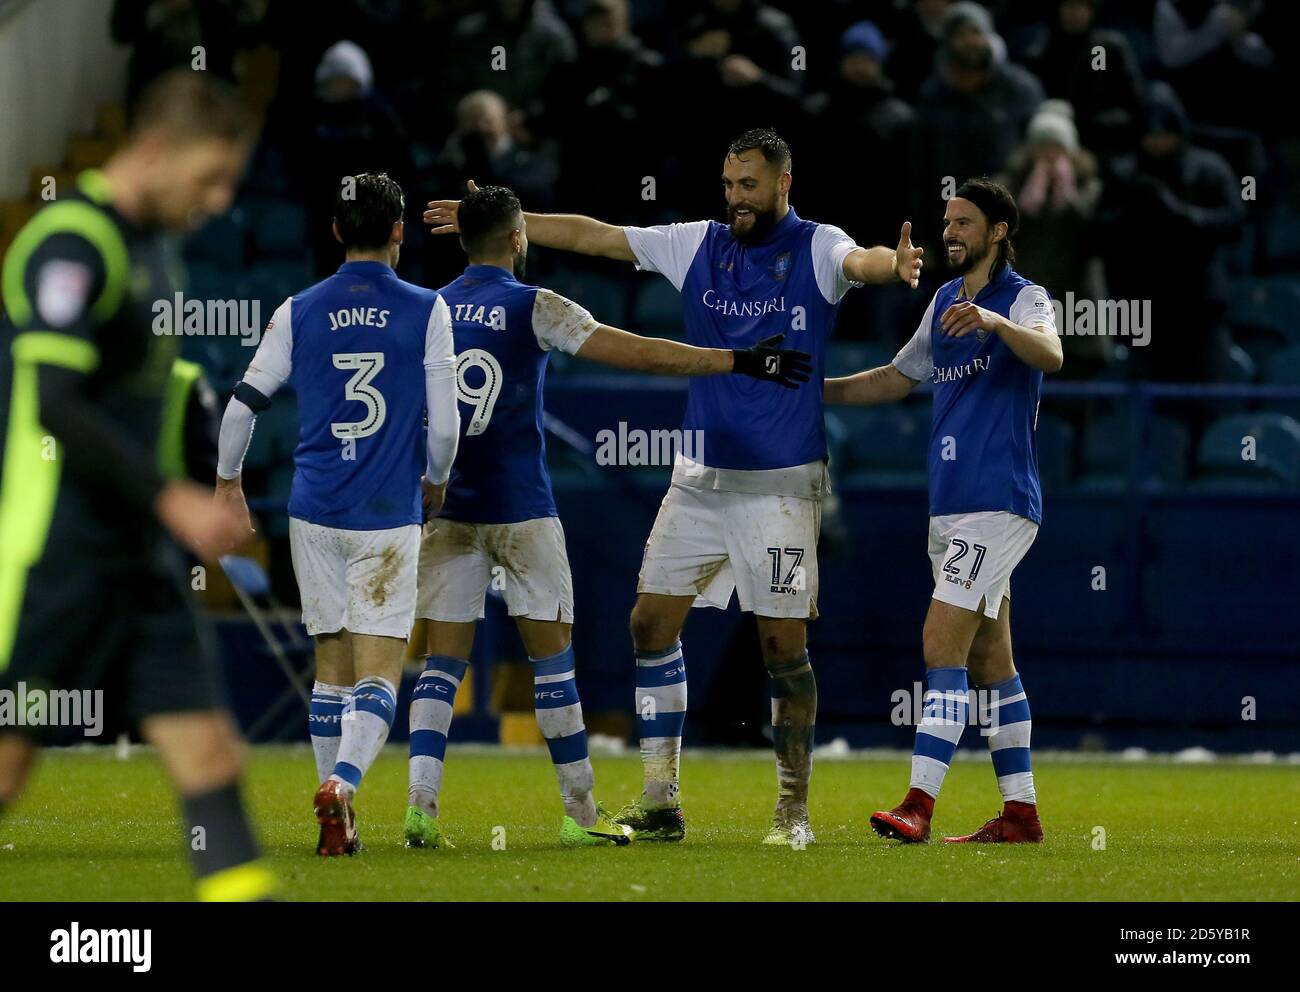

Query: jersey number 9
[456,348,503,436]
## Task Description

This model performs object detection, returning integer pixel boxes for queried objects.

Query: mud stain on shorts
[367,545,403,608]
[692,557,728,594]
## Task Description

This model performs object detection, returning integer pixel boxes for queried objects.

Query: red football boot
[869,788,935,843]
[314,779,361,856]
[944,801,1044,843]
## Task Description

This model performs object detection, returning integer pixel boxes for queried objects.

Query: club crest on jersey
[772,251,792,281]
[976,328,990,342]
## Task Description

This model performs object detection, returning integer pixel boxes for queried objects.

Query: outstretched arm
[842,221,925,288]
[424,179,635,261]
[576,326,811,387]
[825,365,919,405]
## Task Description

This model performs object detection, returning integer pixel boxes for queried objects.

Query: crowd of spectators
[111,0,1294,384]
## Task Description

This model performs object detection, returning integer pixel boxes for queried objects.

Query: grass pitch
[2,745,1296,901]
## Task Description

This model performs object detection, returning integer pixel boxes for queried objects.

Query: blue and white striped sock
[408,655,468,817]
[635,641,687,809]
[309,681,351,785]
[330,675,397,798]
[909,666,969,799]
[980,673,1036,805]
[532,645,596,826]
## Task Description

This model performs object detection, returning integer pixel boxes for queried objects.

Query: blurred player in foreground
[0,70,271,900]
[427,128,923,847]
[826,178,1061,844]
[405,183,812,848]
[216,173,459,855]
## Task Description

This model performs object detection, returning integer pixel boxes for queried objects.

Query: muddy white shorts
[637,482,821,619]
[416,515,574,623]
[288,517,421,638]
[928,511,1038,620]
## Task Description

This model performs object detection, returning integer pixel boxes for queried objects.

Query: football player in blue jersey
[404,184,815,848]
[825,178,1062,845]
[425,130,924,846]
[217,173,462,856]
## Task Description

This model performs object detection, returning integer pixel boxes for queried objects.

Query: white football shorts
[927,510,1038,620]
[637,482,821,619]
[416,515,574,623]
[288,518,421,638]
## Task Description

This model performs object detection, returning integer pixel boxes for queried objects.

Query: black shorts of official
[1,541,225,745]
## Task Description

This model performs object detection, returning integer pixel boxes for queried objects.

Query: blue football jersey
[625,207,861,474]
[437,264,598,525]
[892,265,1056,524]
[266,260,452,530]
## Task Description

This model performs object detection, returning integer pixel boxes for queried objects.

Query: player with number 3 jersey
[216,173,460,856]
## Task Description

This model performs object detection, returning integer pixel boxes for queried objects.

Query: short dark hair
[726,127,792,173]
[334,172,405,250]
[953,177,1018,272]
[458,184,522,257]
[130,68,255,144]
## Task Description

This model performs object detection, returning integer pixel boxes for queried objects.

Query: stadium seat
[550,268,628,328]
[243,198,307,258]
[1035,413,1075,491]
[1194,412,1300,489]
[1263,345,1300,420]
[631,278,683,336]
[184,211,245,270]
[1079,413,1189,490]
[1146,415,1192,487]
[1263,209,1300,270]
[831,404,928,487]
[1264,345,1300,386]
[825,341,893,377]
[1228,277,1300,344]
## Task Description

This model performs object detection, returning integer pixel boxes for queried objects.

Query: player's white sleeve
[531,288,600,354]
[623,221,710,292]
[892,293,937,383]
[812,224,864,304]
[242,297,293,397]
[1009,283,1058,332]
[217,298,292,479]
[424,294,459,485]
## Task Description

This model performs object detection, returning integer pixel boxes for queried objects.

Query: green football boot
[404,806,454,849]
[560,806,635,847]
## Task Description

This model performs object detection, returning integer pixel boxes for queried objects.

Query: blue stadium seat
[630,278,682,336]
[831,404,928,486]
[1263,209,1300,270]
[550,269,628,328]
[1214,341,1257,384]
[1229,277,1300,343]
[1263,345,1300,420]
[824,341,893,377]
[1035,413,1074,490]
[243,198,307,258]
[1264,345,1300,386]
[1079,413,1189,490]
[1194,412,1300,489]
[1146,415,1192,486]
[184,211,245,270]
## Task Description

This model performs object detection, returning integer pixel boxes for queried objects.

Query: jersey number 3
[331,352,386,439]
[457,348,502,436]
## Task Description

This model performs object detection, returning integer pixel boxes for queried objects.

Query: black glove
[731,333,812,388]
